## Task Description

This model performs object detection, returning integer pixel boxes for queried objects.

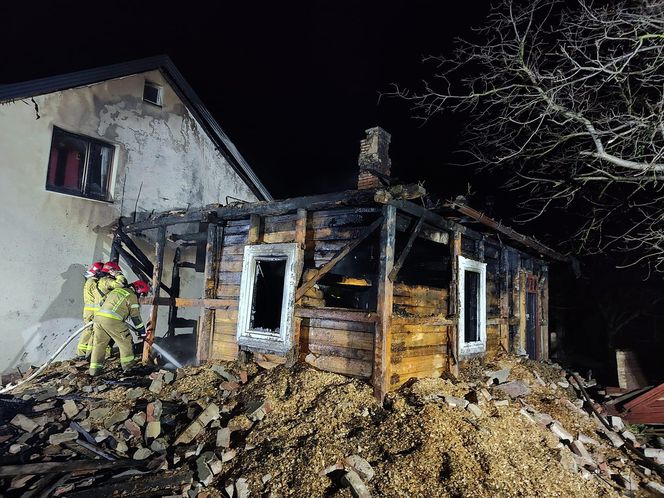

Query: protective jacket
[82,277,103,322]
[96,287,145,332]
[98,273,128,295]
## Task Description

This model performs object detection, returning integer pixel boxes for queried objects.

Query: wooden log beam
[116,228,156,271]
[373,204,396,400]
[386,199,482,241]
[121,210,209,233]
[389,216,425,281]
[196,223,221,363]
[448,232,461,377]
[166,247,181,337]
[65,468,192,498]
[143,226,166,363]
[295,216,383,302]
[446,201,568,261]
[118,246,172,296]
[0,457,158,477]
[294,306,377,323]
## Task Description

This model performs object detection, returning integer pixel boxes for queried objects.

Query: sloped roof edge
[0,55,272,201]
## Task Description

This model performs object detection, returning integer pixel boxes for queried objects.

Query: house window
[46,127,114,201]
[143,81,163,106]
[458,255,486,355]
[237,243,302,354]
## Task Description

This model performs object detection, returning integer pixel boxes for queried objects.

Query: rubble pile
[1,354,663,497]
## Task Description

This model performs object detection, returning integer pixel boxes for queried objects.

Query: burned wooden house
[116,127,567,399]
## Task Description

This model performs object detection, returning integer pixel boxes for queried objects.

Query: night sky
[1,1,490,200]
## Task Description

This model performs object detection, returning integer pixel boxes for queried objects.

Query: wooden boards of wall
[300,316,374,378]
[393,283,448,317]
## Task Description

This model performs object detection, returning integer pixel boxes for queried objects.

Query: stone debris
[495,380,531,399]
[1,354,663,497]
[10,413,40,432]
[149,378,164,394]
[174,403,220,445]
[609,416,625,431]
[49,430,78,445]
[341,469,371,498]
[345,454,375,482]
[646,480,664,495]
[133,447,152,460]
[485,368,511,385]
[548,421,573,443]
[443,395,469,409]
[600,429,625,448]
[216,427,231,448]
[466,403,483,418]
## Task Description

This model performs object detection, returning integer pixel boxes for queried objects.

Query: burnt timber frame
[117,187,565,393]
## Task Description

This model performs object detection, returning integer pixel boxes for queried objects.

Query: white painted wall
[0,70,260,373]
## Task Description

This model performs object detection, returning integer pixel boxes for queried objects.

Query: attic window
[143,81,163,106]
[237,243,302,354]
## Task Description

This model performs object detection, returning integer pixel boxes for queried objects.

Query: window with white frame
[458,255,487,355]
[236,243,302,354]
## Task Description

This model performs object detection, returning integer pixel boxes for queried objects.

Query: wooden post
[196,223,221,363]
[110,231,121,263]
[166,247,181,338]
[499,247,510,352]
[373,205,396,401]
[540,268,550,360]
[142,226,166,364]
[448,231,461,377]
[291,209,307,364]
[248,214,261,245]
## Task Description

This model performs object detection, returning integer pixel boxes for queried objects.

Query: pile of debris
[1,354,664,497]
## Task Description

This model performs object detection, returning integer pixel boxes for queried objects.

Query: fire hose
[0,322,93,394]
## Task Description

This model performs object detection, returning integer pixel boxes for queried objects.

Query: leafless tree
[396,0,664,272]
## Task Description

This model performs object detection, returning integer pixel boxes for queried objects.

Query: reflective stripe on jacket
[96,287,144,329]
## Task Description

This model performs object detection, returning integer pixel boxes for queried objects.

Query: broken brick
[49,430,78,445]
[10,414,40,433]
[62,399,79,418]
[146,421,161,439]
[147,400,163,422]
[174,403,220,445]
[124,419,142,439]
[133,447,152,460]
[216,428,231,448]
[341,470,371,498]
[344,455,374,482]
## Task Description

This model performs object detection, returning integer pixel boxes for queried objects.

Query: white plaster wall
[0,71,260,373]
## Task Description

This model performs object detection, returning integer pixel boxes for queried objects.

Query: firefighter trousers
[76,316,95,357]
[89,316,135,376]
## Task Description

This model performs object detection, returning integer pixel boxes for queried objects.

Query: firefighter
[98,261,128,296]
[75,262,104,359]
[89,280,150,377]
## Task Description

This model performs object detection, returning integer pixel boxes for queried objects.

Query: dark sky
[1,1,491,200]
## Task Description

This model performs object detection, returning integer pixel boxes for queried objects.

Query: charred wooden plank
[216,189,377,220]
[64,468,192,498]
[373,204,396,400]
[389,216,425,281]
[143,226,166,363]
[294,306,377,323]
[0,457,158,477]
[196,223,221,363]
[295,216,383,301]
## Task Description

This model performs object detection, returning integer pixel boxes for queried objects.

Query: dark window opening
[143,81,163,106]
[250,257,287,332]
[312,232,379,310]
[464,270,480,343]
[393,230,451,288]
[46,127,114,201]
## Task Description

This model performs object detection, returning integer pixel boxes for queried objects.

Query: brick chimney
[357,126,391,189]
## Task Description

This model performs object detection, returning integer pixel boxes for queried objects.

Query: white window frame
[143,81,163,106]
[458,255,487,356]
[236,243,302,354]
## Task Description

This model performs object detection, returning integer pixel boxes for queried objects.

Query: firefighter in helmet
[89,280,150,377]
[75,262,104,359]
[98,261,128,295]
